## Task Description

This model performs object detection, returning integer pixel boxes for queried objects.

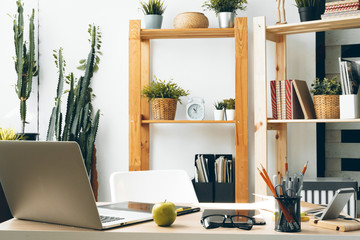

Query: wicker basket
[313,95,340,119]
[173,12,209,29]
[152,98,177,120]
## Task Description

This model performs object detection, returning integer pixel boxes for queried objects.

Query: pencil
[302,161,309,176]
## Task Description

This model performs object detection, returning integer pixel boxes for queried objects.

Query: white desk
[0,211,359,240]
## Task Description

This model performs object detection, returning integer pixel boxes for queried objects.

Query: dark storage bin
[193,181,214,202]
[214,182,235,203]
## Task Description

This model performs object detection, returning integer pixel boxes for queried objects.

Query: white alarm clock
[186,97,205,120]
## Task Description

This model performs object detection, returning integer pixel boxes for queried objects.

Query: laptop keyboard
[100,215,124,223]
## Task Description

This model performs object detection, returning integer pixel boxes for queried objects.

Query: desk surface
[1,211,360,240]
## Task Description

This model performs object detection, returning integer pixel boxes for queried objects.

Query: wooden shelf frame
[142,120,236,124]
[129,18,249,203]
[253,16,360,198]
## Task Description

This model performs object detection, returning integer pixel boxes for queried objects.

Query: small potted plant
[141,76,189,120]
[223,98,235,120]
[294,0,323,22]
[0,128,23,140]
[202,0,247,28]
[140,0,166,29]
[213,101,226,120]
[310,76,341,119]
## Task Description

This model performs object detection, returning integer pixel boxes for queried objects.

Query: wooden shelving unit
[253,16,360,197]
[128,18,248,203]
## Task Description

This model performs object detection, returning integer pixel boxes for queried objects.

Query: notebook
[0,141,199,230]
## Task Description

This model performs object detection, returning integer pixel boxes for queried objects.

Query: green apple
[152,200,177,227]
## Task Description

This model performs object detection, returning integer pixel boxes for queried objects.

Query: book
[322,10,360,19]
[281,80,286,119]
[270,80,277,119]
[290,80,304,119]
[276,80,281,119]
[292,80,316,119]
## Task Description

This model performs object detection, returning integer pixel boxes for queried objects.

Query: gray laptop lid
[0,141,103,229]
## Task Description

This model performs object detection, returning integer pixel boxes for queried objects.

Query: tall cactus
[47,25,101,175]
[13,0,38,133]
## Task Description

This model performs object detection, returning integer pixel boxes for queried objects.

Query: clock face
[187,103,205,120]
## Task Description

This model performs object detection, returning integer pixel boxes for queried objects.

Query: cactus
[13,0,38,133]
[47,25,101,175]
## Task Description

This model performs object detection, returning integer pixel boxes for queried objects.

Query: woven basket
[173,12,209,29]
[152,98,177,120]
[313,95,340,119]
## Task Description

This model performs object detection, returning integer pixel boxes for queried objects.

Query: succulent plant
[47,24,102,175]
[12,0,38,133]
[0,128,22,140]
[202,0,247,15]
[214,101,226,110]
[140,0,166,15]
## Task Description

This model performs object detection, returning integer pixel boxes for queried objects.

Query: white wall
[0,0,317,201]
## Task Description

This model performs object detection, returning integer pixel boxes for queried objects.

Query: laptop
[0,141,199,230]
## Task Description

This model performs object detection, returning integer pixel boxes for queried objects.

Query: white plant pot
[225,109,235,120]
[213,109,224,120]
[340,94,360,119]
[144,15,163,29]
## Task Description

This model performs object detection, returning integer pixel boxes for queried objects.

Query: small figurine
[276,0,287,24]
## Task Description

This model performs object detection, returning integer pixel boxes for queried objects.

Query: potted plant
[140,0,166,29]
[223,98,235,120]
[46,25,102,200]
[141,76,189,120]
[294,0,323,22]
[310,76,342,119]
[214,101,226,120]
[202,0,247,28]
[12,0,38,137]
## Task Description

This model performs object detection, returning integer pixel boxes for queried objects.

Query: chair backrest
[109,170,199,204]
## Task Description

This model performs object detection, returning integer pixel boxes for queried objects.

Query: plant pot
[214,109,224,120]
[298,7,319,22]
[313,95,340,119]
[173,12,209,29]
[225,109,235,121]
[152,98,177,120]
[144,14,163,29]
[17,132,39,141]
[218,12,235,28]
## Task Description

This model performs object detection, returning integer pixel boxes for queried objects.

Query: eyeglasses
[201,214,255,230]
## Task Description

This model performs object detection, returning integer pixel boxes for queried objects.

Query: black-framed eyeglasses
[201,214,255,230]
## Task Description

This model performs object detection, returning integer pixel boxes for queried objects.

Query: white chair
[109,170,199,204]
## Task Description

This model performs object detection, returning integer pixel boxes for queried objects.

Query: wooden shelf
[129,18,248,203]
[268,118,360,124]
[142,120,236,124]
[140,28,235,40]
[254,15,360,200]
[266,16,360,41]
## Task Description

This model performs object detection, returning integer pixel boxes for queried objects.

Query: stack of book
[338,57,360,95]
[321,0,360,20]
[270,80,316,120]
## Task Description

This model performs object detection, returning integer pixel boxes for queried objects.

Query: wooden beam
[129,20,142,171]
[140,39,150,170]
[275,30,287,179]
[253,16,268,199]
[235,17,248,203]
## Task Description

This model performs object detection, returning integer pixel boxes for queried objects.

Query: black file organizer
[192,154,235,203]
[214,154,235,203]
